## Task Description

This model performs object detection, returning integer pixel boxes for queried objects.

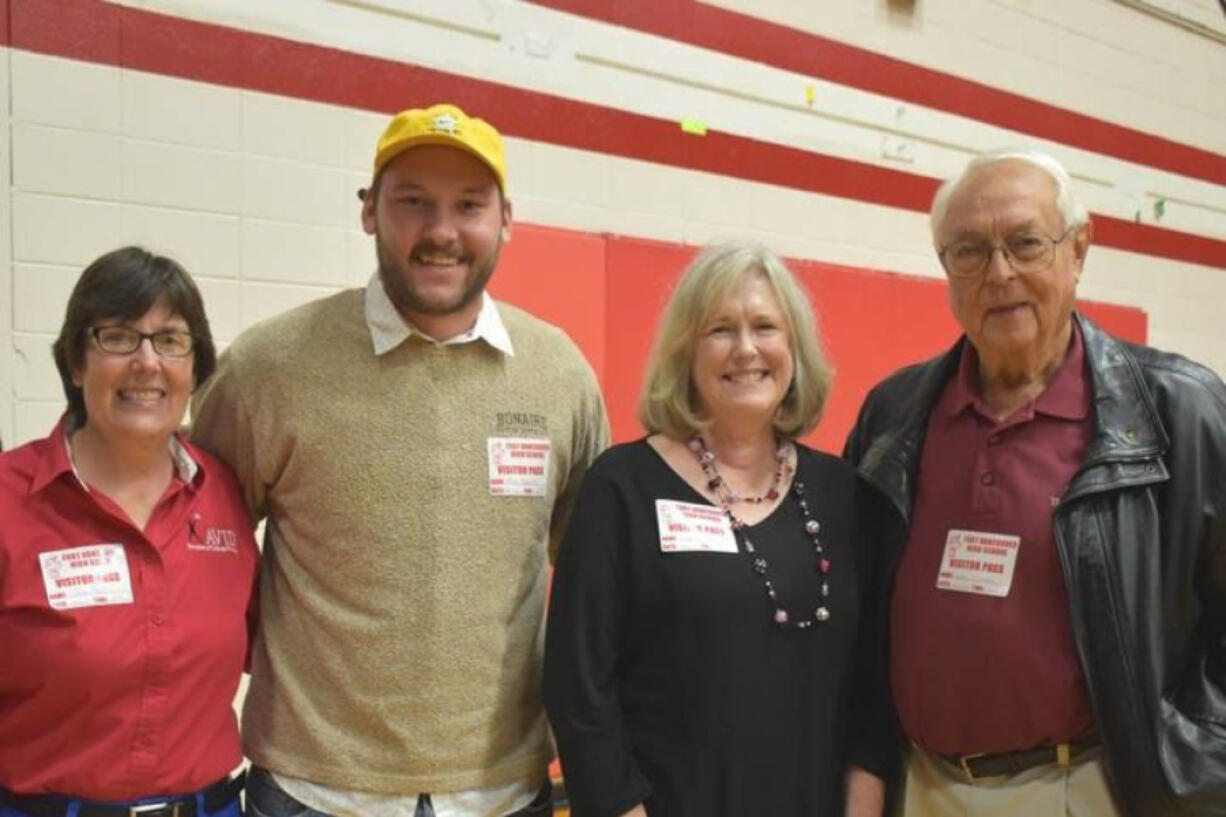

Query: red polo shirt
[891,327,1096,756]
[0,417,258,800]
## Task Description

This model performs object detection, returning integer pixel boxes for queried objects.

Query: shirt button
[151,613,166,626]
[980,472,996,486]
[987,434,1001,445]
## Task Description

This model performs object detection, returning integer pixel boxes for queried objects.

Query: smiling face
[362,144,511,338]
[72,296,194,445]
[691,272,795,429]
[937,159,1088,377]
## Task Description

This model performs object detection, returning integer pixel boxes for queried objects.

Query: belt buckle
[958,752,985,782]
[1056,742,1072,766]
[129,803,184,817]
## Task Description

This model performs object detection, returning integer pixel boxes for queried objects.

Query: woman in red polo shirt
[0,247,257,817]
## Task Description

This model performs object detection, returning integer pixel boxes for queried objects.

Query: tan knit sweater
[191,289,608,793]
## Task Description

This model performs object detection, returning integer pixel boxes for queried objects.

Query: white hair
[929,149,1089,238]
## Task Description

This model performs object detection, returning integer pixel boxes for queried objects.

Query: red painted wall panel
[1077,302,1148,346]
[489,224,609,385]
[602,238,697,443]
[504,232,1147,452]
[797,262,962,453]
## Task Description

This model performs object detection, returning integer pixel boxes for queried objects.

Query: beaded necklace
[689,436,832,628]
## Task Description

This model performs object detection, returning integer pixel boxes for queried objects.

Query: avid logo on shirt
[186,512,239,554]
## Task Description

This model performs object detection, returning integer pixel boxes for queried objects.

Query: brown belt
[939,735,1101,781]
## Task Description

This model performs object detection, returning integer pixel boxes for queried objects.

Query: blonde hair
[638,241,831,440]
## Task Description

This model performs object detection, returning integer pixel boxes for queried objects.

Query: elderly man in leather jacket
[845,150,1226,817]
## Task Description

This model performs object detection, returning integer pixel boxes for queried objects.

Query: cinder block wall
[3,0,1224,448]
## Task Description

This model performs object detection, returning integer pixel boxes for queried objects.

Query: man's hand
[619,805,647,817]
[845,765,885,817]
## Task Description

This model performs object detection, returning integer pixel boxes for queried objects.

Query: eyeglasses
[88,326,196,358]
[938,225,1077,279]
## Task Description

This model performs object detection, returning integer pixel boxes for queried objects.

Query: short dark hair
[52,246,217,425]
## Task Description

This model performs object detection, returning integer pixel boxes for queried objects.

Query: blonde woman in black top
[545,241,897,817]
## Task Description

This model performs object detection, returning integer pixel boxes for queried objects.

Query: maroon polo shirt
[891,326,1096,756]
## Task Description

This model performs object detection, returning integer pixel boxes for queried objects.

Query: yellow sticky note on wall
[680,118,707,136]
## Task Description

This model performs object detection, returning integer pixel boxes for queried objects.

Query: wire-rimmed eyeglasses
[938,225,1077,279]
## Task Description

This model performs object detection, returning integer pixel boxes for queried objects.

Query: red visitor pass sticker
[488,436,552,497]
[936,529,1021,597]
[39,544,134,610]
[655,500,738,554]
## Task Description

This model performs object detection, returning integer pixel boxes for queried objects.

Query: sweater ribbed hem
[244,744,553,794]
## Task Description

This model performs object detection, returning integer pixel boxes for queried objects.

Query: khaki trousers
[902,745,1124,817]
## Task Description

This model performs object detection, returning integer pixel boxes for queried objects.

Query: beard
[375,232,501,319]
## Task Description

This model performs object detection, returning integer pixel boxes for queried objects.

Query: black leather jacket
[844,314,1226,817]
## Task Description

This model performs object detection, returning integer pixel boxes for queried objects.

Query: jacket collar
[1076,313,1168,464]
[859,312,1168,520]
[854,342,959,524]
[1064,314,1170,501]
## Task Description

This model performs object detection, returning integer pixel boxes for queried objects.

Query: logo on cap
[432,113,460,134]
[372,103,507,191]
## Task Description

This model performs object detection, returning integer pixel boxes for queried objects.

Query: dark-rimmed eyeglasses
[88,326,196,358]
[938,225,1077,279]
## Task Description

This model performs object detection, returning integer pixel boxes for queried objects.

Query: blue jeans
[0,792,241,817]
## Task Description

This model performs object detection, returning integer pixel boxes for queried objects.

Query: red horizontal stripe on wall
[5,0,1224,270]
[1093,216,1226,268]
[9,0,119,64]
[528,0,1226,187]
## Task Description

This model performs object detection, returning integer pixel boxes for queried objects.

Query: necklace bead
[690,436,832,629]
[693,437,787,505]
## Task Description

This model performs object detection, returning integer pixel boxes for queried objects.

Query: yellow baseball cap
[372,103,507,192]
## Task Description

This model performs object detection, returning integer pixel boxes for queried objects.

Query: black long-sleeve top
[544,440,898,817]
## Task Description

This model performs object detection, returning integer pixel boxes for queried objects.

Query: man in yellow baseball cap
[194,103,609,817]
[359,102,511,338]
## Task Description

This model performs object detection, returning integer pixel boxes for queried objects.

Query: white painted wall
[4,0,1225,446]
[1,50,13,451]
[709,0,1226,155]
[114,0,1226,237]
[5,51,383,444]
